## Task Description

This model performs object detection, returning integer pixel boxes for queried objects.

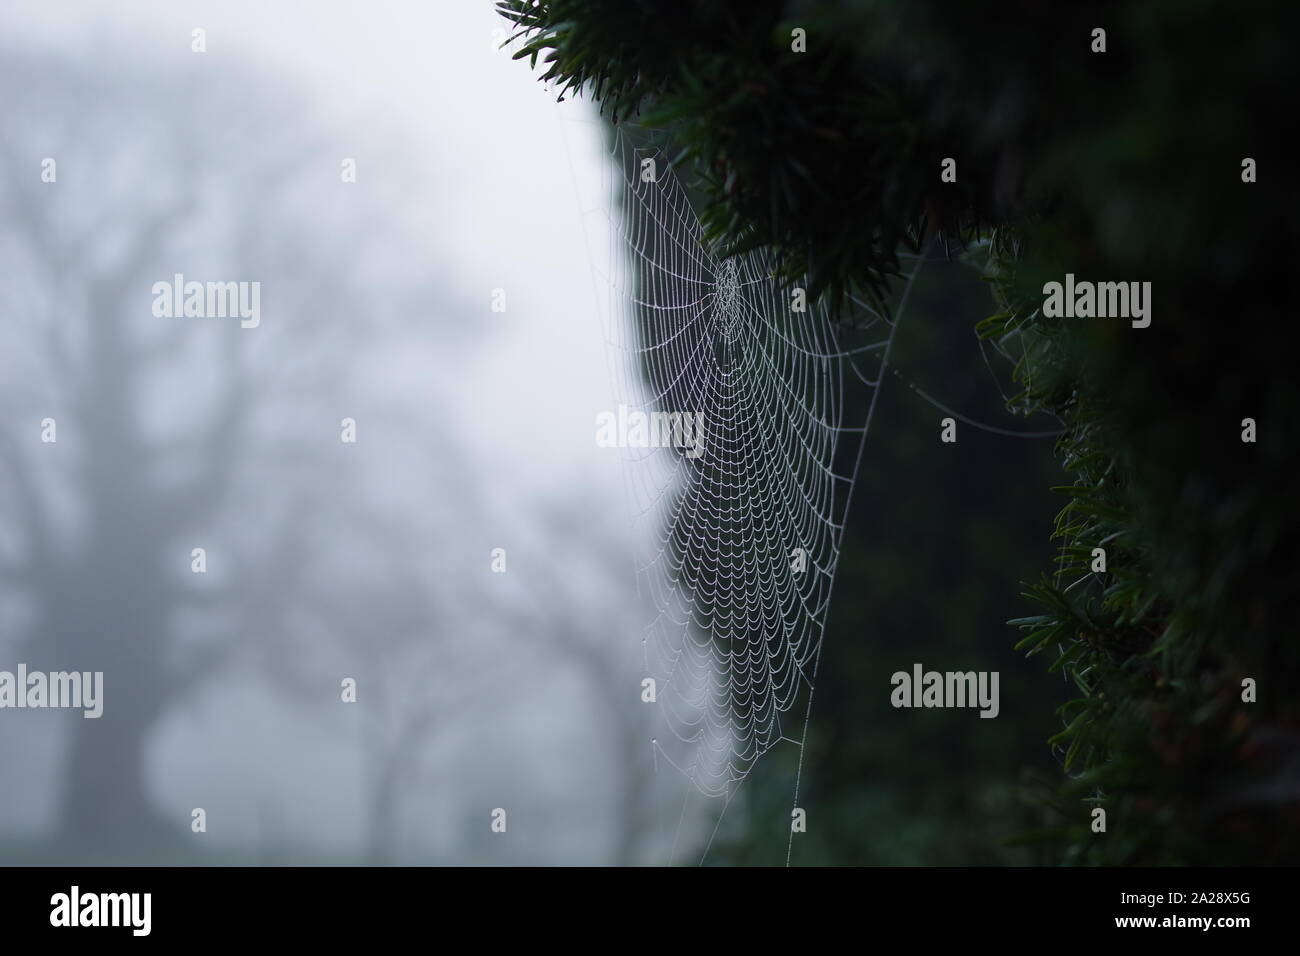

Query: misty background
[0,0,692,865]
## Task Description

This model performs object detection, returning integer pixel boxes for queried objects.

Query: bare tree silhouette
[485,499,662,865]
[0,47,449,857]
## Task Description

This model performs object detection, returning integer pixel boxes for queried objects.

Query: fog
[0,0,703,864]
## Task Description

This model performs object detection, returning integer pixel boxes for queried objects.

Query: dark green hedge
[501,0,1298,863]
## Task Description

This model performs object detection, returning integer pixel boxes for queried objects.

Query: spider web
[585,125,923,806]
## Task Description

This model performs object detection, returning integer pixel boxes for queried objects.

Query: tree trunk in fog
[578,652,654,865]
[367,749,401,865]
[57,688,174,853]
[45,261,189,854]
[45,472,181,853]
[365,704,438,865]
